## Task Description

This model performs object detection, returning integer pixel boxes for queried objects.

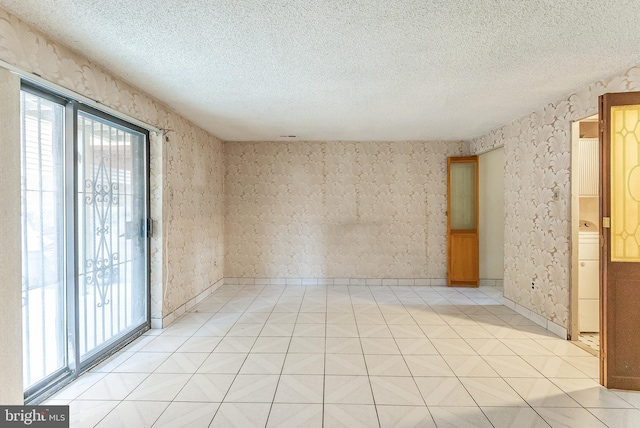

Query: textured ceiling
[2,0,640,141]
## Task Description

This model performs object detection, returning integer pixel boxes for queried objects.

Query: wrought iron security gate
[77,109,149,361]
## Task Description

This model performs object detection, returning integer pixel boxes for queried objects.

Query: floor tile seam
[557,354,600,379]
[388,296,445,409]
[368,294,428,425]
[535,377,604,412]
[424,323,537,410]
[547,377,640,410]
[453,331,498,360]
[609,391,640,410]
[142,330,218,372]
[74,284,612,426]
[62,397,115,427]
[50,370,108,400]
[527,406,580,428]
[108,399,173,428]
[518,354,596,380]
[210,283,282,425]
[92,370,156,426]
[90,368,155,401]
[264,284,309,428]
[149,399,217,428]
[477,353,549,381]
[475,403,536,428]
[583,405,640,426]
[149,335,218,402]
[351,287,382,428]
[498,377,583,409]
[322,285,328,428]
[456,374,542,413]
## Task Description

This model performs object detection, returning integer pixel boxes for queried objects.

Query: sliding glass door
[77,110,148,361]
[20,85,150,401]
[21,90,67,393]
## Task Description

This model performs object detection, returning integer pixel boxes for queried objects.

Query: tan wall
[470,63,640,329]
[0,67,24,404]
[479,147,504,279]
[225,140,468,278]
[579,197,599,228]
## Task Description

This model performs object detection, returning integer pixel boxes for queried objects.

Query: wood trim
[599,92,640,390]
[599,94,608,386]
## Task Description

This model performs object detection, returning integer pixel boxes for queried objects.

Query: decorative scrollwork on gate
[84,155,119,307]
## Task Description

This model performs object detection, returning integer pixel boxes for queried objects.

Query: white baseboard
[222,277,449,286]
[502,296,567,339]
[151,277,224,329]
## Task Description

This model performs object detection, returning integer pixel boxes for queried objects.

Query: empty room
[1,1,640,427]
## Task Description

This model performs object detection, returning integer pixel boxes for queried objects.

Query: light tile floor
[578,333,600,353]
[46,283,640,427]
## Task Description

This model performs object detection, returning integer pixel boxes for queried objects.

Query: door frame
[568,115,600,346]
[73,102,152,369]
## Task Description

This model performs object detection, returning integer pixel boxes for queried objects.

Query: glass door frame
[21,83,73,401]
[73,102,151,369]
[21,82,151,403]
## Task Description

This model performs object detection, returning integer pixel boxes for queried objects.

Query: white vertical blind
[579,138,599,196]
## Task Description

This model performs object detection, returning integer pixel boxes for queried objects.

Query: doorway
[478,147,505,288]
[570,115,600,355]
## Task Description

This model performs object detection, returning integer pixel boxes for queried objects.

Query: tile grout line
[387,285,438,425]
[435,287,568,427]
[54,282,626,427]
[357,285,383,428]
[264,282,304,427]
[204,283,279,427]
[322,284,328,428]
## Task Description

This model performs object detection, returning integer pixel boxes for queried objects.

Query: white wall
[479,147,505,280]
[0,66,24,404]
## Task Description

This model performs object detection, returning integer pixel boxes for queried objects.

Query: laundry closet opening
[570,115,600,355]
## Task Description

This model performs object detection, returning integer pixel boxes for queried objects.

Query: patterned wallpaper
[0,8,224,317]
[225,140,468,278]
[6,4,640,332]
[163,123,224,314]
[470,64,640,328]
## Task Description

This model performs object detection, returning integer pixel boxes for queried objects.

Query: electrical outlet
[531,282,535,290]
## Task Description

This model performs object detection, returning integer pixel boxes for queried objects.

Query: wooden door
[600,92,640,390]
[447,156,479,287]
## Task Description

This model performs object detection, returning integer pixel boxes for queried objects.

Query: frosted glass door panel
[450,162,477,230]
[610,104,640,262]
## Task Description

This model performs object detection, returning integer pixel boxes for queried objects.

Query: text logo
[1,406,68,428]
